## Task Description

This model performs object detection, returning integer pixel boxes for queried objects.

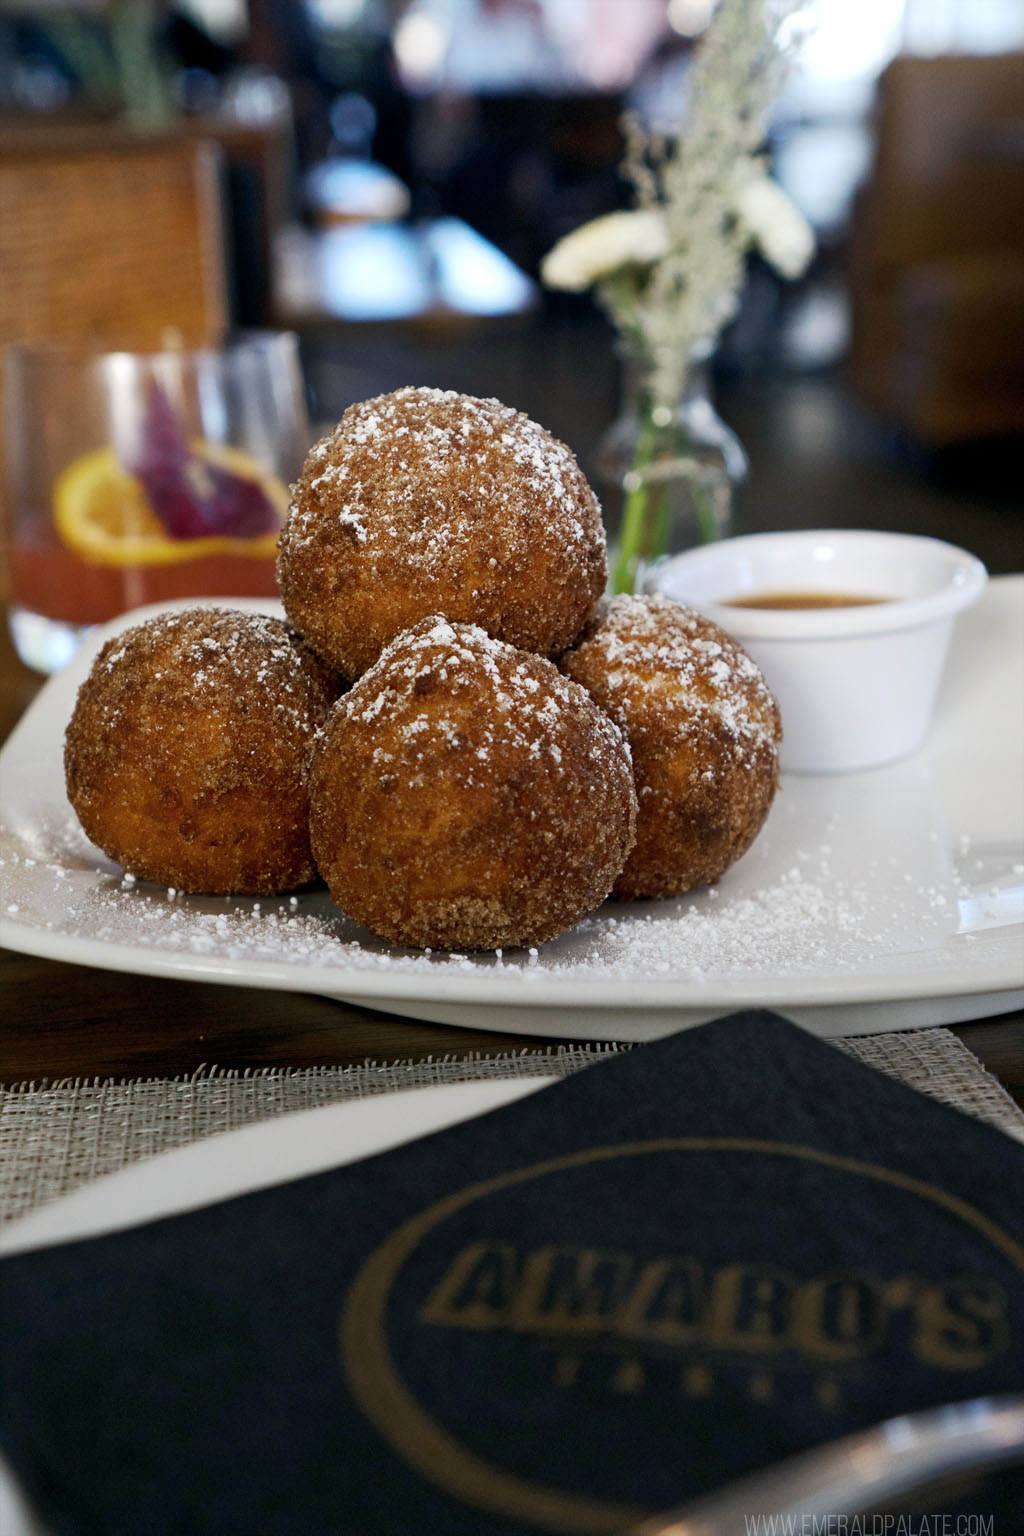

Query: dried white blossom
[733,168,815,279]
[541,210,670,292]
[540,0,812,409]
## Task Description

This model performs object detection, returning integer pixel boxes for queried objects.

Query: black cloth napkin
[1,1012,1022,1535]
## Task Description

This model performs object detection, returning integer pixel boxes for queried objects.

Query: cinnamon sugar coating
[561,594,781,900]
[64,607,338,894]
[309,617,637,950]
[277,386,606,680]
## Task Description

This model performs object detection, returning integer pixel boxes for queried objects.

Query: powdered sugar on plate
[0,782,991,987]
[2,586,1021,1030]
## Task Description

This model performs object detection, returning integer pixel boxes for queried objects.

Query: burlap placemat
[1,1028,1022,1226]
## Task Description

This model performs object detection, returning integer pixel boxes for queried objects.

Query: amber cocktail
[3,334,308,671]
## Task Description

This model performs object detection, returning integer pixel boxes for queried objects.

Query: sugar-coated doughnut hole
[561,594,782,900]
[309,616,637,949]
[64,607,338,894]
[277,386,606,680]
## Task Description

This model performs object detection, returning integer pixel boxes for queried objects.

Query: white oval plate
[2,583,1022,1038]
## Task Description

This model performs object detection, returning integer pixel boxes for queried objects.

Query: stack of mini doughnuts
[65,386,782,951]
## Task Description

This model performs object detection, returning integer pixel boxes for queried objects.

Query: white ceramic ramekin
[651,528,988,773]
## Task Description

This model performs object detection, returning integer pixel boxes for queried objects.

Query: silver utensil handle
[626,1395,1024,1536]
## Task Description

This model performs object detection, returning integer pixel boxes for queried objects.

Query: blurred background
[1,0,1022,577]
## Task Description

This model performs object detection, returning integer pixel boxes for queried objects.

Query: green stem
[612,402,660,594]
[693,481,718,545]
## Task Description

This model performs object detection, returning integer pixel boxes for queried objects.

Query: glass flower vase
[598,354,747,595]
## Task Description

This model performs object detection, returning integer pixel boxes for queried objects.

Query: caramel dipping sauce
[722,591,891,610]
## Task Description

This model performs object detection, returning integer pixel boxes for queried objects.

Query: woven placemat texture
[1,1028,1022,1226]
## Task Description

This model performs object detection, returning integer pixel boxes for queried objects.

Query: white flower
[732,170,815,279]
[540,209,670,292]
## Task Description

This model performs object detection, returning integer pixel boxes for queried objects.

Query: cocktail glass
[3,332,308,672]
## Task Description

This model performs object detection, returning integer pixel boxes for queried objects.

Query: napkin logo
[418,1243,1008,1373]
[340,1139,1024,1535]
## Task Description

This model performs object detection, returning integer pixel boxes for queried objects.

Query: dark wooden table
[1,608,1022,1101]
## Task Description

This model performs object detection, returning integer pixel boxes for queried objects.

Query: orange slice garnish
[53,444,289,567]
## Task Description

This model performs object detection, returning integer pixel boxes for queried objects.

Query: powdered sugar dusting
[92,607,327,737]
[331,615,626,784]
[286,387,595,563]
[0,783,991,986]
[571,592,779,761]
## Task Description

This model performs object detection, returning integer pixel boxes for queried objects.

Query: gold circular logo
[340,1139,1024,1533]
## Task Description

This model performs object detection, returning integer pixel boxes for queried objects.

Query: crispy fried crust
[64,607,338,894]
[309,617,637,950]
[277,387,606,680]
[561,594,781,900]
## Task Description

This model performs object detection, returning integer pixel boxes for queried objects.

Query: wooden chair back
[847,52,1024,442]
[862,51,1024,272]
[0,134,227,353]
[0,133,228,597]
